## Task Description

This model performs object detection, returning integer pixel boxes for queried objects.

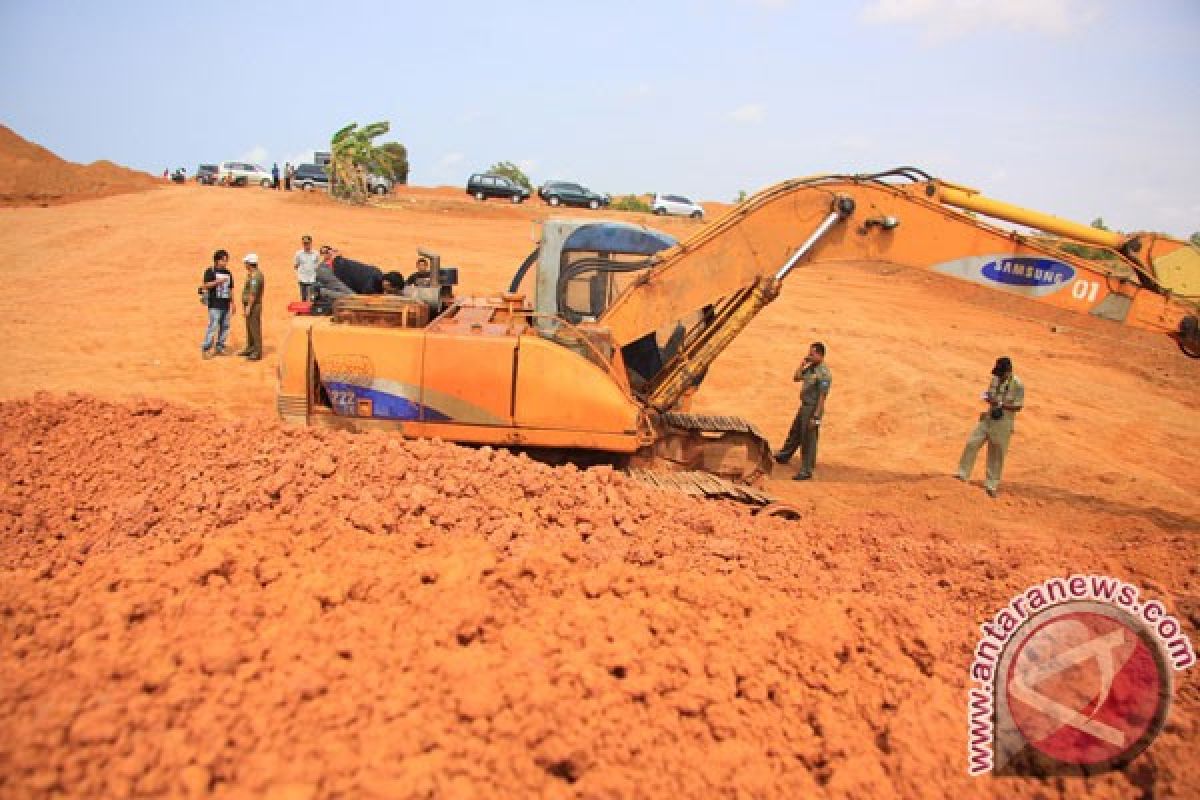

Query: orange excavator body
[277,168,1199,500]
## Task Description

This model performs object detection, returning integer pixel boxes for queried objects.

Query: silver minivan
[218,161,272,187]
[652,193,704,219]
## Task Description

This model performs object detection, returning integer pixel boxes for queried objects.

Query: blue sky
[1,0,1197,236]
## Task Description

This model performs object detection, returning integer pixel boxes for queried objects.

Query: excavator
[277,167,1199,502]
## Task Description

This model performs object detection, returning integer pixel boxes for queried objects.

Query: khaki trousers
[957,414,1014,491]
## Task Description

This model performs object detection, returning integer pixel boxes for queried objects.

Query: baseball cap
[243,253,258,264]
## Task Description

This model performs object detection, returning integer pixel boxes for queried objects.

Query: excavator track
[659,411,766,438]
[627,411,777,507]
[626,467,774,505]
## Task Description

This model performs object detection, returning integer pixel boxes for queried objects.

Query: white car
[218,161,273,187]
[652,193,704,219]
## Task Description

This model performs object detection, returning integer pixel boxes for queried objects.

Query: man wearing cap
[956,356,1025,497]
[237,253,265,361]
[294,235,319,301]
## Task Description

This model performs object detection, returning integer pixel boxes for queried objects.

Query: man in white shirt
[294,234,320,301]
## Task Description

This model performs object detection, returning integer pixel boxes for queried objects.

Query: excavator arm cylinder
[935,184,1125,250]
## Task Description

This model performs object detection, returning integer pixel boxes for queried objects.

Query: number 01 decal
[1071,280,1100,303]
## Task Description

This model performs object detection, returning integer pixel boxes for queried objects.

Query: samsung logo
[982,258,1074,287]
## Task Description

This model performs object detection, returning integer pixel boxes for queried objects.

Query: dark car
[196,164,218,185]
[538,181,609,210]
[466,173,530,203]
[294,163,329,191]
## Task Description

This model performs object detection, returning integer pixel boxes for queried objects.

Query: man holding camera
[775,342,832,481]
[955,356,1024,497]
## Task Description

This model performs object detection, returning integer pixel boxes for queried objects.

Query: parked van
[652,193,704,219]
[218,161,272,187]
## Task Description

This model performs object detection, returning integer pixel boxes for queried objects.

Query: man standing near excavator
[237,253,264,361]
[956,356,1024,497]
[775,342,832,481]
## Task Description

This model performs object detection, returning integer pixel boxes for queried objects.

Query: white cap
[243,253,258,264]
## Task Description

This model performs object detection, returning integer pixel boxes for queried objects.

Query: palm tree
[330,121,390,203]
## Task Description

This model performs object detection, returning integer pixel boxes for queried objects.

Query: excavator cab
[507,219,715,393]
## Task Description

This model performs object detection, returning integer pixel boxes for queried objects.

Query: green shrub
[489,161,532,191]
[610,194,652,213]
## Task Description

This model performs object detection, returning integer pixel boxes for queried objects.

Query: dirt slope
[0,125,160,206]
[0,177,1197,799]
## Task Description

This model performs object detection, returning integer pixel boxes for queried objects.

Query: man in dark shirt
[330,248,385,294]
[200,249,235,358]
[314,245,354,300]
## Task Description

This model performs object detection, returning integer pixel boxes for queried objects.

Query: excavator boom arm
[599,171,1200,365]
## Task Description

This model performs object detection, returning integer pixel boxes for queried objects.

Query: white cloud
[729,103,766,124]
[517,158,538,175]
[626,82,653,99]
[858,0,1101,43]
[438,152,464,169]
[239,145,269,165]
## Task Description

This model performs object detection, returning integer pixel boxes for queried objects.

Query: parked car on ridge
[196,164,219,185]
[652,193,704,219]
[293,164,329,191]
[538,181,609,210]
[366,173,392,195]
[218,161,272,187]
[466,173,531,203]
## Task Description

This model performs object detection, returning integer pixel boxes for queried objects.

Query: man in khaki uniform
[237,253,265,361]
[956,356,1024,497]
[775,341,832,481]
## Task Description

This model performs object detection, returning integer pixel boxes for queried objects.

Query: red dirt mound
[2,395,1194,799]
[0,125,159,207]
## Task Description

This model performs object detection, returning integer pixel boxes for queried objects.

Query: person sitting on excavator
[382,272,406,295]
[313,245,354,300]
[330,248,385,294]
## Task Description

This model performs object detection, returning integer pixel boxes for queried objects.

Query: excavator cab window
[558,250,649,324]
